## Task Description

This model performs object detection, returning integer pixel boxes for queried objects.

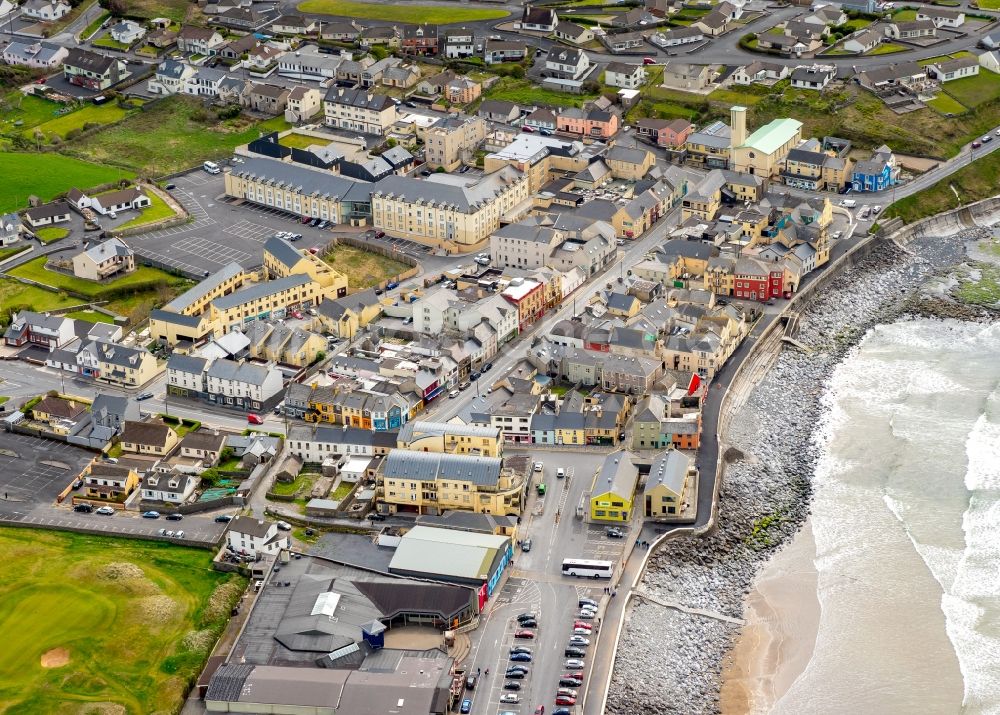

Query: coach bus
[561,558,614,579]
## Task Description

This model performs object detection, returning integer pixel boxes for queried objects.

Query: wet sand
[720,521,820,715]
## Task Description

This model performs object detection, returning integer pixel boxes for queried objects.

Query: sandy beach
[720,521,820,715]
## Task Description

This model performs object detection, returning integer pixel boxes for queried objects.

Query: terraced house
[305,385,414,431]
[397,421,503,458]
[323,87,398,135]
[377,450,523,516]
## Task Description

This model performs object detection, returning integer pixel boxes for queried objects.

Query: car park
[606,527,624,538]
[517,612,537,622]
[564,647,585,658]
[572,627,591,636]
[535,707,545,715]
[559,678,583,688]
[564,662,586,674]
[504,681,522,690]
[95,506,115,515]
[568,636,590,646]
[165,513,183,521]
[506,666,529,677]
[74,503,93,513]
[142,510,160,519]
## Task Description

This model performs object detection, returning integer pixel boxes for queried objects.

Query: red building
[501,279,545,331]
[732,257,780,302]
[401,25,438,55]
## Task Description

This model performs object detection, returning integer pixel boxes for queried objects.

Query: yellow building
[681,170,725,221]
[422,115,487,172]
[150,262,246,346]
[729,106,803,179]
[83,463,140,503]
[589,450,639,523]
[605,145,655,181]
[209,274,327,333]
[371,166,530,249]
[31,395,87,431]
[643,450,695,520]
[397,420,503,457]
[79,340,159,388]
[315,288,384,339]
[244,320,328,367]
[121,420,178,457]
[378,450,524,516]
[263,235,348,297]
[485,134,597,193]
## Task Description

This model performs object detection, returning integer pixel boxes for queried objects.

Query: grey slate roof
[371,165,523,213]
[382,449,502,487]
[231,156,365,200]
[212,274,312,311]
[163,262,244,313]
[206,358,273,386]
[263,235,302,271]
[644,449,691,495]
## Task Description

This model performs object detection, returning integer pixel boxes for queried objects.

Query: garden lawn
[64,309,114,324]
[125,0,191,21]
[843,18,872,29]
[485,77,597,107]
[0,279,82,324]
[0,153,132,214]
[867,42,906,55]
[977,0,1000,8]
[9,257,189,299]
[296,0,508,23]
[70,96,291,174]
[919,50,974,66]
[33,227,69,243]
[0,92,63,133]
[883,144,1000,223]
[0,528,244,714]
[942,69,1000,110]
[322,243,410,290]
[0,245,30,262]
[28,102,130,141]
[115,191,177,229]
[926,93,967,115]
[92,36,130,51]
[892,8,917,20]
[279,132,326,149]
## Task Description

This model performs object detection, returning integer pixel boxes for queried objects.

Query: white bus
[562,558,614,579]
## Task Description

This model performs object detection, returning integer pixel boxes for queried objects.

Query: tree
[510,65,525,79]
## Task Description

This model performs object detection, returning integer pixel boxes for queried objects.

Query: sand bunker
[40,648,69,668]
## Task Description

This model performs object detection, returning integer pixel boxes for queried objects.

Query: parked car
[522,538,532,553]
[175,530,185,538]
[164,183,176,190]
[578,597,598,609]
[564,659,586,669]
[643,56,656,64]
[509,646,532,656]
[515,629,535,639]
[317,220,329,229]
[460,698,472,714]
[500,693,520,704]
[375,230,386,238]
[165,513,183,521]
[568,636,590,646]
[557,688,578,698]
[449,389,460,398]
[519,619,538,628]
[573,621,593,630]
[310,218,321,226]
[564,647,585,658]
[368,512,386,522]
[555,695,577,706]
[247,413,264,425]
[533,461,544,472]
[276,521,292,531]
[553,709,572,715]
[506,666,529,676]
[576,610,596,620]
[214,514,233,523]
[136,391,154,401]
[503,681,522,690]
[142,510,160,519]
[522,125,535,133]
[535,707,545,715]
[517,612,537,622]
[72,479,83,489]
[606,527,624,538]
[95,506,115,516]
[572,627,591,636]
[556,468,565,478]
[559,678,583,688]
[73,503,93,513]
[509,652,532,662]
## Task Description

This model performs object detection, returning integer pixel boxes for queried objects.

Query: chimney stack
[730,105,747,149]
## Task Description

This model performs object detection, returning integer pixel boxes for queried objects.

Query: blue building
[851,146,898,192]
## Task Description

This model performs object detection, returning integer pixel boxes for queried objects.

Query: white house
[142,472,199,503]
[205,358,284,411]
[90,188,151,216]
[149,58,197,95]
[521,6,558,32]
[0,213,23,246]
[110,20,146,45]
[916,7,965,28]
[286,424,379,462]
[605,62,646,90]
[1,39,68,68]
[545,47,590,81]
[21,0,71,21]
[927,56,979,82]
[980,50,1000,74]
[842,28,882,54]
[22,201,71,228]
[789,65,835,90]
[226,516,289,557]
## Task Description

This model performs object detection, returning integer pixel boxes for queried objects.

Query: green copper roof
[741,117,802,155]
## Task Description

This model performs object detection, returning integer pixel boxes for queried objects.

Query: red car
[375,230,386,238]
[535,707,545,715]
[555,696,576,706]
[291,310,304,319]
[522,125,535,133]
[247,413,264,425]
[561,671,585,680]
[642,56,656,65]
[573,621,593,630]
[514,629,535,639]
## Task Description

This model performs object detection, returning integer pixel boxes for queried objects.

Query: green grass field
[0,528,244,714]
[919,50,975,66]
[0,153,132,214]
[296,0,508,22]
[867,42,907,55]
[64,309,115,324]
[80,11,110,39]
[279,132,326,149]
[116,191,177,229]
[0,93,65,133]
[323,243,411,290]
[9,257,189,299]
[33,227,69,243]
[0,245,30,263]
[486,77,597,108]
[926,93,967,115]
[92,36,131,50]
[28,102,130,141]
[977,0,1000,8]
[892,8,918,20]
[124,0,191,21]
[942,69,1000,109]
[70,96,290,174]
[0,279,81,324]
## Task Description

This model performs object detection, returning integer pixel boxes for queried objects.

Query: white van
[841,199,857,209]
[203,161,221,174]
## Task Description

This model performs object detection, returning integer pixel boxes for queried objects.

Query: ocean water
[775,318,1000,715]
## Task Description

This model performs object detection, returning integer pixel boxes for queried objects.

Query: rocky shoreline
[605,225,998,715]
